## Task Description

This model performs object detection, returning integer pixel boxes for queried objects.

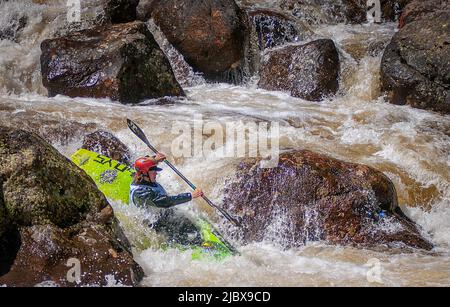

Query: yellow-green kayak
[71,148,237,261]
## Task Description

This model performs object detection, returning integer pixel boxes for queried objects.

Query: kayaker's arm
[131,186,192,209]
[152,192,192,208]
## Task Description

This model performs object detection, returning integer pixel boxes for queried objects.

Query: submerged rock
[258,39,340,101]
[248,9,300,50]
[223,150,433,250]
[149,0,251,83]
[380,0,412,22]
[381,9,450,114]
[0,108,98,146]
[40,21,184,104]
[0,13,27,42]
[280,0,368,24]
[0,127,143,286]
[82,130,132,165]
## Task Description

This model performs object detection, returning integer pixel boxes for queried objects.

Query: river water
[1,0,449,286]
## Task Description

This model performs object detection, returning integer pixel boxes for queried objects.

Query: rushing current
[1,0,449,286]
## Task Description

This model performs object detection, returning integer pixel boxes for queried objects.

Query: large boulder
[248,9,300,50]
[40,21,184,104]
[222,150,433,250]
[258,39,340,101]
[82,130,132,165]
[149,0,251,83]
[0,127,143,286]
[381,9,450,114]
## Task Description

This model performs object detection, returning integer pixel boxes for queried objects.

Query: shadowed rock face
[150,0,250,83]
[0,127,143,286]
[222,150,433,250]
[248,9,300,50]
[258,39,340,101]
[381,9,450,114]
[82,130,132,165]
[40,21,184,104]
[105,0,139,23]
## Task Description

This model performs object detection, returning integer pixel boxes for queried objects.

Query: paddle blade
[127,119,153,150]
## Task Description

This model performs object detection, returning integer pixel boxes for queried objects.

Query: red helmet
[134,156,162,175]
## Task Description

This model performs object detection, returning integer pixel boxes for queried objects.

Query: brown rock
[258,39,340,101]
[40,21,184,104]
[381,10,450,114]
[150,0,251,83]
[222,150,433,250]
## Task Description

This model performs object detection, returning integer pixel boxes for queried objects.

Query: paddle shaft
[127,119,241,227]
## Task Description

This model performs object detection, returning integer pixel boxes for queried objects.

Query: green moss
[0,127,110,229]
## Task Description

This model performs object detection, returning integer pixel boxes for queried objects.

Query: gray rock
[258,39,340,101]
[381,10,450,114]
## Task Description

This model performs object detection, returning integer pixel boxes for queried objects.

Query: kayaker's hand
[191,188,203,199]
[155,153,166,163]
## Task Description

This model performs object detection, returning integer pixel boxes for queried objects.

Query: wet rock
[223,150,433,250]
[341,37,391,61]
[380,0,412,22]
[82,130,132,165]
[150,0,251,83]
[0,127,143,286]
[280,0,368,24]
[280,0,412,24]
[258,39,340,101]
[249,9,300,50]
[381,10,450,114]
[399,0,450,28]
[105,0,139,23]
[367,39,391,57]
[40,21,184,104]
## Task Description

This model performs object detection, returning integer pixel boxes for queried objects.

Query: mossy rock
[0,127,108,228]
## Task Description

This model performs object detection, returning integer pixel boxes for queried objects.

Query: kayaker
[130,153,204,245]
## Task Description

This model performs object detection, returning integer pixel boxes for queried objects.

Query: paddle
[127,118,242,227]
